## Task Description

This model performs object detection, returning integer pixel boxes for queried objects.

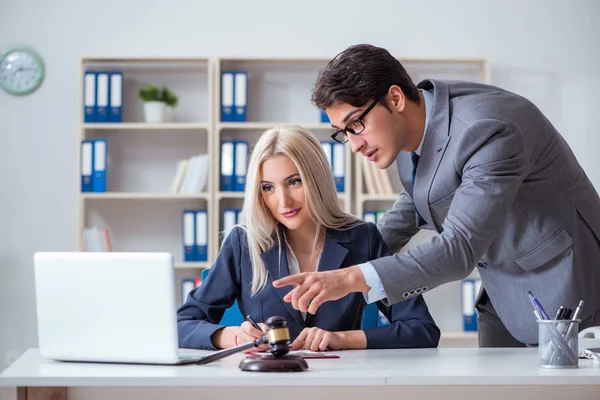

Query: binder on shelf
[108,72,123,123]
[82,227,112,252]
[222,208,240,241]
[83,72,96,123]
[332,142,345,192]
[234,140,248,192]
[183,210,195,262]
[178,155,209,194]
[361,302,378,329]
[80,140,94,192]
[95,72,109,122]
[221,141,234,191]
[181,278,195,305]
[320,141,333,171]
[234,71,247,122]
[363,211,377,224]
[462,279,478,331]
[195,210,208,262]
[320,109,330,123]
[92,139,107,192]
[221,71,234,122]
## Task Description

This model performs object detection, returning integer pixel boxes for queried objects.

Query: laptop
[33,251,206,365]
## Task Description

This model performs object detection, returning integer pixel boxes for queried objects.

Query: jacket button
[477,261,487,269]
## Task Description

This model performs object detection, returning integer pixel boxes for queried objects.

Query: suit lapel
[261,241,305,329]
[396,152,414,198]
[317,228,350,273]
[309,229,350,327]
[413,80,452,228]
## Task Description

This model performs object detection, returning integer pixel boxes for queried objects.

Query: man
[273,43,600,347]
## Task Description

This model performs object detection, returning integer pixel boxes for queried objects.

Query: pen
[563,300,584,339]
[554,306,564,320]
[245,315,262,331]
[528,291,550,320]
[305,313,314,327]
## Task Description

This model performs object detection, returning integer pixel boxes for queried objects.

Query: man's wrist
[343,265,370,293]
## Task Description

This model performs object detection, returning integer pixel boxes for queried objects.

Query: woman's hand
[235,321,269,351]
[291,327,344,351]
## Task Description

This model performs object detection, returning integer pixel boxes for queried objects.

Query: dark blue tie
[411,152,426,225]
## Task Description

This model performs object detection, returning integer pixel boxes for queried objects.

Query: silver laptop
[33,251,204,365]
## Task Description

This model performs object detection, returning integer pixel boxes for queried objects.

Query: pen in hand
[246,315,264,332]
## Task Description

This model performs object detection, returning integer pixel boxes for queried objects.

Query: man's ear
[387,85,406,113]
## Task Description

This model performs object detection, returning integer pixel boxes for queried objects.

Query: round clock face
[0,47,45,95]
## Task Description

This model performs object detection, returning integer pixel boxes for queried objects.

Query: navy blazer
[177,222,440,350]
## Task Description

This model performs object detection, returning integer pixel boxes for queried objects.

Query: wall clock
[0,47,45,95]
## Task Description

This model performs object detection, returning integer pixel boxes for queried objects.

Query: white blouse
[283,238,323,321]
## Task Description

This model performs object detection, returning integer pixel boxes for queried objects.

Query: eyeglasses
[330,95,383,144]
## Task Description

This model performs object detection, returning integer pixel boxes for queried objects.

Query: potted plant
[138,84,178,123]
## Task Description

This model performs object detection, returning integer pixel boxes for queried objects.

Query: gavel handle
[196,336,268,365]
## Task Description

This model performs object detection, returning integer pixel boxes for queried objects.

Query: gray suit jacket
[371,79,600,344]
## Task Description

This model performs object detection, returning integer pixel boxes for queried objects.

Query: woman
[177,125,440,351]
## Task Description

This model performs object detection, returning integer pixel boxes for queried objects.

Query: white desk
[1,348,599,400]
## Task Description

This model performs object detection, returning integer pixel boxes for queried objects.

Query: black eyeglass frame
[330,94,384,144]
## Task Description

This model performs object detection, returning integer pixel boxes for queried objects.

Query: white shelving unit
[77,57,213,304]
[76,56,489,345]
[212,57,353,258]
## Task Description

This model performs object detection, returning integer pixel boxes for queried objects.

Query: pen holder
[538,319,580,369]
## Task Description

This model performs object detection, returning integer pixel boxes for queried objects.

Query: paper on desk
[248,350,339,358]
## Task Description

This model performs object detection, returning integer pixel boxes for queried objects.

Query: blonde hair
[237,125,360,296]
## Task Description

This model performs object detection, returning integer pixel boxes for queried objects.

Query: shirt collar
[415,89,433,156]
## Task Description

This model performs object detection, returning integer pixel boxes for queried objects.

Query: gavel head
[264,316,291,357]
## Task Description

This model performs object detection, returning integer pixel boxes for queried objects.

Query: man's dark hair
[311,44,420,110]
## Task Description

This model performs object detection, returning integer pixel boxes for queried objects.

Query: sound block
[239,354,308,372]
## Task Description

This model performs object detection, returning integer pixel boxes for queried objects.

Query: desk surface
[1,348,599,387]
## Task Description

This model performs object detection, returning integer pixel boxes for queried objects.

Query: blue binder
[91,139,107,192]
[108,72,123,123]
[80,140,94,192]
[220,141,235,191]
[361,302,379,329]
[363,211,377,224]
[234,71,247,122]
[320,109,330,123]
[195,210,208,262]
[95,72,109,122]
[182,210,196,262]
[200,268,244,326]
[221,71,235,122]
[332,142,345,192]
[234,140,248,192]
[181,278,195,305]
[83,72,96,123]
[462,279,478,331]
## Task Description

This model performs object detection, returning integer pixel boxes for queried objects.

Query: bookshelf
[212,57,353,258]
[77,57,213,304]
[77,55,489,345]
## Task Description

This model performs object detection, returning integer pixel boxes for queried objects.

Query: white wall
[1,0,599,376]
